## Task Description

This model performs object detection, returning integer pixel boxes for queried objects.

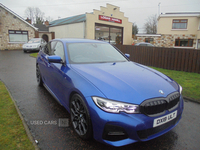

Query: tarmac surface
[0,50,200,150]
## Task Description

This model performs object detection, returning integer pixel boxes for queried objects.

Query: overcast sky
[1,0,200,33]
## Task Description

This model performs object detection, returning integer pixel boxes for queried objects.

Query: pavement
[0,50,200,150]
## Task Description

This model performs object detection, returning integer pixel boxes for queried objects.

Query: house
[0,3,38,50]
[34,21,55,42]
[49,3,133,45]
[137,12,200,49]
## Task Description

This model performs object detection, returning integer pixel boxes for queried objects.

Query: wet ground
[0,50,200,150]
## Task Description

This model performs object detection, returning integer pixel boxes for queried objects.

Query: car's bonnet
[71,62,178,104]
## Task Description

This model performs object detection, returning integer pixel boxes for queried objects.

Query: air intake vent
[143,100,167,115]
[168,93,180,110]
[140,92,180,116]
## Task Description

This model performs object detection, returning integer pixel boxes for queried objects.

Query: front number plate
[153,110,177,127]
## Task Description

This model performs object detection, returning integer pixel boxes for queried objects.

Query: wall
[137,34,197,48]
[197,30,200,39]
[0,6,35,50]
[86,4,132,45]
[49,22,85,39]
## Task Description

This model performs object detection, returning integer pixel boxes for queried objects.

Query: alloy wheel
[70,94,92,139]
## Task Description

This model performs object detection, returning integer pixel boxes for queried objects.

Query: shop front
[85,4,132,45]
[49,4,132,45]
[95,23,123,45]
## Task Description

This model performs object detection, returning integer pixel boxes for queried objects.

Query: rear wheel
[70,94,92,140]
[36,65,43,86]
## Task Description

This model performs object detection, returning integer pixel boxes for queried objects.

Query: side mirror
[47,56,63,64]
[125,53,130,59]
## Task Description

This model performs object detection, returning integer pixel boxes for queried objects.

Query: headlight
[92,97,140,114]
[179,84,182,94]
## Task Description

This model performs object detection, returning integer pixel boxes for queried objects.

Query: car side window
[51,41,57,51]
[47,41,57,55]
[43,42,51,55]
[53,42,65,61]
[42,41,55,55]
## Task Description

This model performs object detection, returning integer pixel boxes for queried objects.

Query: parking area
[0,50,200,150]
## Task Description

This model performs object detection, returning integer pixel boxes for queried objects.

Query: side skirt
[43,83,63,106]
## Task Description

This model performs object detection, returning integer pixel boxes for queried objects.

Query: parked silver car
[23,38,46,53]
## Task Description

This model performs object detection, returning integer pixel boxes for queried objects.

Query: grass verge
[0,81,35,150]
[152,67,200,103]
[29,52,38,58]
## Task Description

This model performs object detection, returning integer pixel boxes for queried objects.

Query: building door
[42,34,49,42]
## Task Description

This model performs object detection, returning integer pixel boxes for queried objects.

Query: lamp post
[158,2,161,16]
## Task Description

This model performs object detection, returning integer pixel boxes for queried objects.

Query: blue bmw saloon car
[36,38,184,147]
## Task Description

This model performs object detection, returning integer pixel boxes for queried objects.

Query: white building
[49,4,133,45]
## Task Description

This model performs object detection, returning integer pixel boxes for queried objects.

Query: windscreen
[67,43,128,64]
[28,39,41,43]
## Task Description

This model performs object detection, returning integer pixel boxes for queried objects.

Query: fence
[115,45,200,74]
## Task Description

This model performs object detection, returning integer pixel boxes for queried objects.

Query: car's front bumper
[86,95,184,147]
[23,47,40,51]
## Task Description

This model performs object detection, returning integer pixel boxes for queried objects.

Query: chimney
[25,17,32,24]
[45,20,49,27]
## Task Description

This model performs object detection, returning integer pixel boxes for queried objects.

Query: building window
[172,19,187,29]
[95,23,123,45]
[9,30,28,43]
[175,39,193,47]
[145,38,154,44]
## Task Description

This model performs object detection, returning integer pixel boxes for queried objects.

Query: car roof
[51,38,107,44]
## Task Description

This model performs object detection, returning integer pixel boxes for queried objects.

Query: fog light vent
[108,132,125,136]
[102,124,128,141]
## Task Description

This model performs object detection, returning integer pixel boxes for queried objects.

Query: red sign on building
[99,15,122,24]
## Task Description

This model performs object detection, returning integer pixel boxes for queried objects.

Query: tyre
[23,50,27,53]
[70,94,93,140]
[36,65,43,86]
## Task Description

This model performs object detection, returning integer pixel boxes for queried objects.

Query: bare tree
[144,14,157,34]
[24,7,45,24]
[132,23,139,35]
[35,7,45,24]
[25,7,34,24]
